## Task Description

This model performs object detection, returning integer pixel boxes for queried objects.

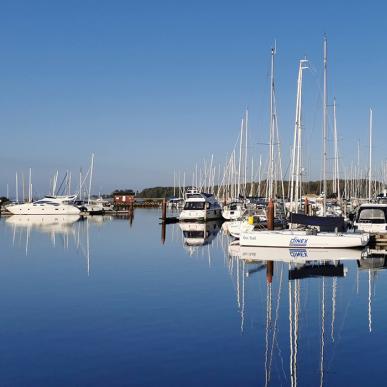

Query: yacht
[6,195,81,215]
[179,188,222,221]
[353,203,387,234]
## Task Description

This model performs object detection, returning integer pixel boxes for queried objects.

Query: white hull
[6,203,80,215]
[227,220,253,238]
[84,203,104,214]
[228,242,363,263]
[179,209,222,221]
[240,229,369,248]
[354,222,387,234]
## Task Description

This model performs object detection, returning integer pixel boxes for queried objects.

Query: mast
[322,35,328,215]
[333,98,340,199]
[29,168,32,202]
[238,117,244,198]
[290,59,308,214]
[268,46,275,199]
[88,153,95,204]
[173,170,176,197]
[244,109,248,197]
[15,172,19,203]
[368,108,373,201]
[22,172,25,203]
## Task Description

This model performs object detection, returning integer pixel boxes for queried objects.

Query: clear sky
[0,0,386,197]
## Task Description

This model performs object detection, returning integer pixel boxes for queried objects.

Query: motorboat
[167,197,184,210]
[353,203,387,233]
[221,200,245,220]
[239,229,369,248]
[6,195,81,215]
[179,188,222,221]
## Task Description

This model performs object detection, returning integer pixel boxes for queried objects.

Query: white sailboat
[240,52,369,248]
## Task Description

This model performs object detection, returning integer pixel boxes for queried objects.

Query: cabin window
[184,202,205,210]
[358,208,386,223]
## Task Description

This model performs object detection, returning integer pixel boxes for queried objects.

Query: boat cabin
[354,204,387,233]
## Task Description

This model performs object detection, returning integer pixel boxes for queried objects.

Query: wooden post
[161,221,166,245]
[304,197,309,215]
[267,198,274,230]
[162,197,167,221]
[266,261,274,284]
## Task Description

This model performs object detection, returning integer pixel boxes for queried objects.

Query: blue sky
[0,0,386,196]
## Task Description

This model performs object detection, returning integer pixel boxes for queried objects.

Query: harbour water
[1,209,387,386]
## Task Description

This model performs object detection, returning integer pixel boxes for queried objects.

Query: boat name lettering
[289,237,308,247]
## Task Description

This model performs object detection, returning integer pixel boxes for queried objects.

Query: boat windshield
[184,202,205,210]
[358,208,387,223]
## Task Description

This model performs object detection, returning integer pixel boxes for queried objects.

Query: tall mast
[322,35,328,215]
[244,109,248,197]
[368,108,373,201]
[238,117,244,198]
[15,172,18,203]
[29,168,32,202]
[290,59,308,214]
[333,98,339,198]
[88,153,95,204]
[268,46,275,199]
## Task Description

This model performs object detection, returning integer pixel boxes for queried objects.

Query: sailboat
[240,55,369,248]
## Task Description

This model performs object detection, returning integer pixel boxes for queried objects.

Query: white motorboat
[221,200,245,220]
[179,188,222,221]
[167,197,184,210]
[6,195,81,215]
[83,200,104,215]
[228,219,254,238]
[353,203,387,233]
[239,229,369,248]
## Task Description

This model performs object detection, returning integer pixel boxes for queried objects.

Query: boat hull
[240,230,369,248]
[6,203,81,215]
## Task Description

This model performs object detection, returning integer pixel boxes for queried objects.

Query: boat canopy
[289,213,345,232]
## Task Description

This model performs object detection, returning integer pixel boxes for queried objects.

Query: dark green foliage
[136,187,175,198]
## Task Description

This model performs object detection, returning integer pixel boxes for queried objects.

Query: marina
[2,1,387,385]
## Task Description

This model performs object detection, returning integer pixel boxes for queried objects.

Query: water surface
[0,209,386,386]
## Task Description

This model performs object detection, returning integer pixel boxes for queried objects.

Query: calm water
[1,209,387,386]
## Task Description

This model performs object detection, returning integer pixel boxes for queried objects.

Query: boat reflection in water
[227,241,370,386]
[5,215,93,275]
[178,220,223,258]
[6,214,81,234]
[179,220,222,247]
